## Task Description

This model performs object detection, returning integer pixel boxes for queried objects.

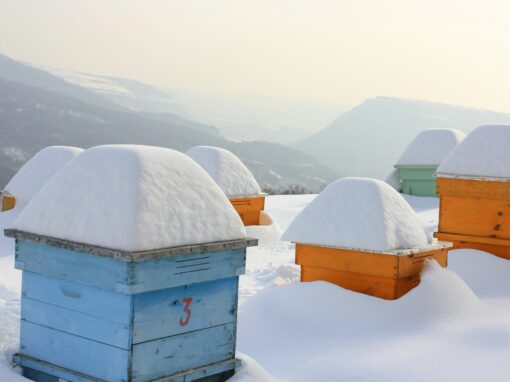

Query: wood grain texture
[436,177,510,259]
[229,196,265,226]
[296,244,448,300]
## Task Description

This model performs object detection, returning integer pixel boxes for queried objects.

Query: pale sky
[1,0,509,111]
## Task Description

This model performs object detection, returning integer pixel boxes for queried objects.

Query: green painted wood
[395,164,439,197]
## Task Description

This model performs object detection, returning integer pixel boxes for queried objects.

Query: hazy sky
[1,0,509,111]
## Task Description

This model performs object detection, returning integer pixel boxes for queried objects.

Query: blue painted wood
[16,241,246,294]
[131,323,235,382]
[20,321,129,381]
[22,298,132,349]
[15,237,248,381]
[22,271,132,323]
[133,277,238,344]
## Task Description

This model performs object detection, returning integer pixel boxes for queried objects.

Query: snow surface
[4,146,83,205]
[282,177,430,252]
[2,193,510,382]
[186,146,261,197]
[384,168,401,192]
[396,128,465,165]
[437,124,510,178]
[12,145,246,251]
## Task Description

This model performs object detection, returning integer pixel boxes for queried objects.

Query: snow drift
[282,177,430,251]
[186,146,261,197]
[12,145,246,251]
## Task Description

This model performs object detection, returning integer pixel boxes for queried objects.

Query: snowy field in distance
[1,194,510,381]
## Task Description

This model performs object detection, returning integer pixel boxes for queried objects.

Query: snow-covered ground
[1,194,510,381]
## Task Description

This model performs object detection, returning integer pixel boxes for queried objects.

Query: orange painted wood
[229,196,265,226]
[434,233,510,260]
[295,244,448,300]
[1,194,16,212]
[436,177,510,259]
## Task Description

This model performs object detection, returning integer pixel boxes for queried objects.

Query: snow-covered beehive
[282,177,451,300]
[434,124,510,259]
[395,129,465,197]
[7,145,257,382]
[1,146,83,211]
[186,146,266,226]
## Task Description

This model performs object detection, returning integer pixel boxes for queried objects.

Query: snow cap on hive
[4,146,83,205]
[437,124,510,179]
[13,145,246,251]
[186,146,261,197]
[396,128,465,165]
[282,177,430,252]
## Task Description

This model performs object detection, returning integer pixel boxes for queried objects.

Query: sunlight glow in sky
[1,0,509,111]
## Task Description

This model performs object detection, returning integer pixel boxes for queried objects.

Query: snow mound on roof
[281,177,429,251]
[437,124,510,178]
[397,128,465,165]
[186,146,261,197]
[4,146,83,204]
[384,169,401,192]
[13,145,246,251]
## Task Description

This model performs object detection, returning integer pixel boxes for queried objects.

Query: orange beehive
[229,195,266,226]
[296,243,450,300]
[434,176,510,260]
[1,192,16,212]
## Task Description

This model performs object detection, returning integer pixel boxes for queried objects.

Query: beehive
[295,242,450,300]
[186,146,266,226]
[395,129,465,197]
[283,177,450,299]
[434,125,510,260]
[1,191,16,211]
[9,230,256,382]
[9,145,254,382]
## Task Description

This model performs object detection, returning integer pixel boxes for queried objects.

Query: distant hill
[0,78,337,190]
[43,66,347,144]
[296,96,510,179]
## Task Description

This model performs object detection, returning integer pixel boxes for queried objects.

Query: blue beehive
[7,145,256,382]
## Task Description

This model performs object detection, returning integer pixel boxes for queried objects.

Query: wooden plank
[434,232,510,248]
[6,230,257,261]
[296,244,398,278]
[20,321,129,382]
[133,277,238,344]
[130,250,246,294]
[131,323,235,382]
[434,233,510,260]
[301,266,397,300]
[22,271,132,323]
[151,359,239,382]
[438,195,510,239]
[437,177,510,199]
[16,241,130,293]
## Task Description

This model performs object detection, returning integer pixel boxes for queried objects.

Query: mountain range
[0,53,338,190]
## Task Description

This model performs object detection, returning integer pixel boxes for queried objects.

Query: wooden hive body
[8,230,257,382]
[295,243,449,300]
[395,164,438,197]
[229,196,265,226]
[434,177,510,260]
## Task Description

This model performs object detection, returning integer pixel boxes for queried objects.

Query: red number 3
[179,297,193,327]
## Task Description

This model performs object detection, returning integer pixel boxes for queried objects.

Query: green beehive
[395,129,465,197]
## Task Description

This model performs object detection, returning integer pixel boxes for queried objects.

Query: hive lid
[11,145,247,252]
[437,124,510,179]
[396,128,465,166]
[4,146,83,205]
[282,177,431,252]
[186,146,262,198]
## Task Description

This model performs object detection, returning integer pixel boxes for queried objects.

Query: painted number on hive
[179,297,193,326]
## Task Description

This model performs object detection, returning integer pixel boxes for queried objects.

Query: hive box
[1,192,16,211]
[295,242,451,300]
[395,164,438,197]
[8,229,257,382]
[229,195,266,226]
[434,176,510,260]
